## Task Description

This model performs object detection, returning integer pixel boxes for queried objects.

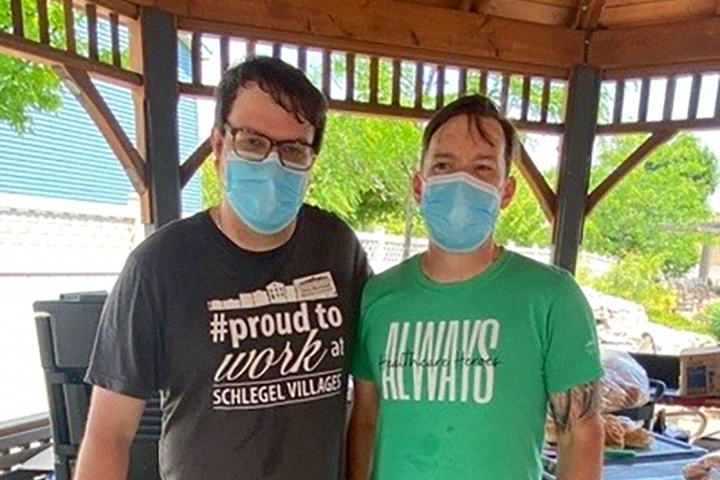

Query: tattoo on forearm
[549,380,601,433]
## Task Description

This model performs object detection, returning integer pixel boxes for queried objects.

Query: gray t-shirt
[86,205,371,480]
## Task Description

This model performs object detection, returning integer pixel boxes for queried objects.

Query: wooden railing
[0,413,52,475]
[0,0,140,85]
[177,33,568,133]
[598,73,720,134]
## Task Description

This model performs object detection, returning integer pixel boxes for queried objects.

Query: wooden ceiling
[400,0,718,28]
[102,0,720,78]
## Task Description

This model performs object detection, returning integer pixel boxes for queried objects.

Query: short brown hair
[214,56,327,153]
[422,94,516,173]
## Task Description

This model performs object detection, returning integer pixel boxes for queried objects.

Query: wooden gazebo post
[552,65,602,273]
[135,6,181,230]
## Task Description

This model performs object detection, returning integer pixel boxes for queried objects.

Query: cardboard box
[679,346,720,397]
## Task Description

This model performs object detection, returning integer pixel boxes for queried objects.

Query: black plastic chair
[33,292,161,480]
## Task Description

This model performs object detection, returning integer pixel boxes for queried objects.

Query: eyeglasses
[224,124,316,171]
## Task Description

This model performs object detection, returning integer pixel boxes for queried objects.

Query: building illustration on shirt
[206,272,337,311]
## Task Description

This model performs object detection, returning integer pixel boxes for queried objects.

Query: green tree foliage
[308,112,423,234]
[703,302,720,340]
[584,133,718,275]
[0,0,65,133]
[494,170,551,247]
[200,155,222,207]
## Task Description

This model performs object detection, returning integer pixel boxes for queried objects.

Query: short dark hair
[214,56,327,153]
[422,94,516,173]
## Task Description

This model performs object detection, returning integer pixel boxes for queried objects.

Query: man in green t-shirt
[347,95,604,480]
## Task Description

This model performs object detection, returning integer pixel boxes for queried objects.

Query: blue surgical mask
[224,152,309,234]
[419,172,501,253]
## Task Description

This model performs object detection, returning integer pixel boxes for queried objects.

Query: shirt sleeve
[85,255,163,399]
[543,275,603,395]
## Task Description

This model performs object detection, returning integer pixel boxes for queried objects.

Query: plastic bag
[684,452,720,480]
[601,349,651,412]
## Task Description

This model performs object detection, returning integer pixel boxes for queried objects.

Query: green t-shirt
[352,250,603,480]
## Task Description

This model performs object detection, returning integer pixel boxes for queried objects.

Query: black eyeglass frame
[223,123,316,171]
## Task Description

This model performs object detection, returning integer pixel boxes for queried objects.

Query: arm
[550,380,604,480]
[73,386,146,480]
[347,378,379,480]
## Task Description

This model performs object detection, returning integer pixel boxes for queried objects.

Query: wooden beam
[191,32,202,84]
[219,35,229,73]
[86,3,99,61]
[520,75,531,121]
[369,56,379,104]
[110,12,122,67]
[586,130,676,215]
[38,0,50,45]
[321,98,564,133]
[436,65,445,109]
[128,12,149,223]
[499,72,509,114]
[180,137,212,187]
[345,52,354,101]
[688,74,702,120]
[76,0,139,19]
[414,62,424,109]
[176,84,564,134]
[298,45,307,72]
[638,77,650,122]
[177,0,583,77]
[612,79,624,124]
[588,17,720,71]
[391,59,401,106]
[179,82,215,97]
[597,116,720,134]
[56,65,147,194]
[601,0,717,27]
[0,31,142,86]
[572,0,606,30]
[663,76,676,121]
[553,65,600,273]
[11,0,23,37]
[458,0,473,12]
[63,0,76,54]
[603,59,720,80]
[516,144,556,222]
[474,0,573,26]
[108,0,182,17]
[540,77,551,123]
[322,49,332,98]
[458,68,467,97]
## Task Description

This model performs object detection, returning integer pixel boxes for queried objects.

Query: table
[660,393,720,409]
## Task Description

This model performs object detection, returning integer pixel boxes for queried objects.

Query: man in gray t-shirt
[75,57,370,480]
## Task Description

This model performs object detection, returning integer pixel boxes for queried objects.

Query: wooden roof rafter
[175,0,584,79]
[588,16,720,77]
[585,130,677,215]
[55,64,148,194]
[516,144,556,223]
[571,0,606,30]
